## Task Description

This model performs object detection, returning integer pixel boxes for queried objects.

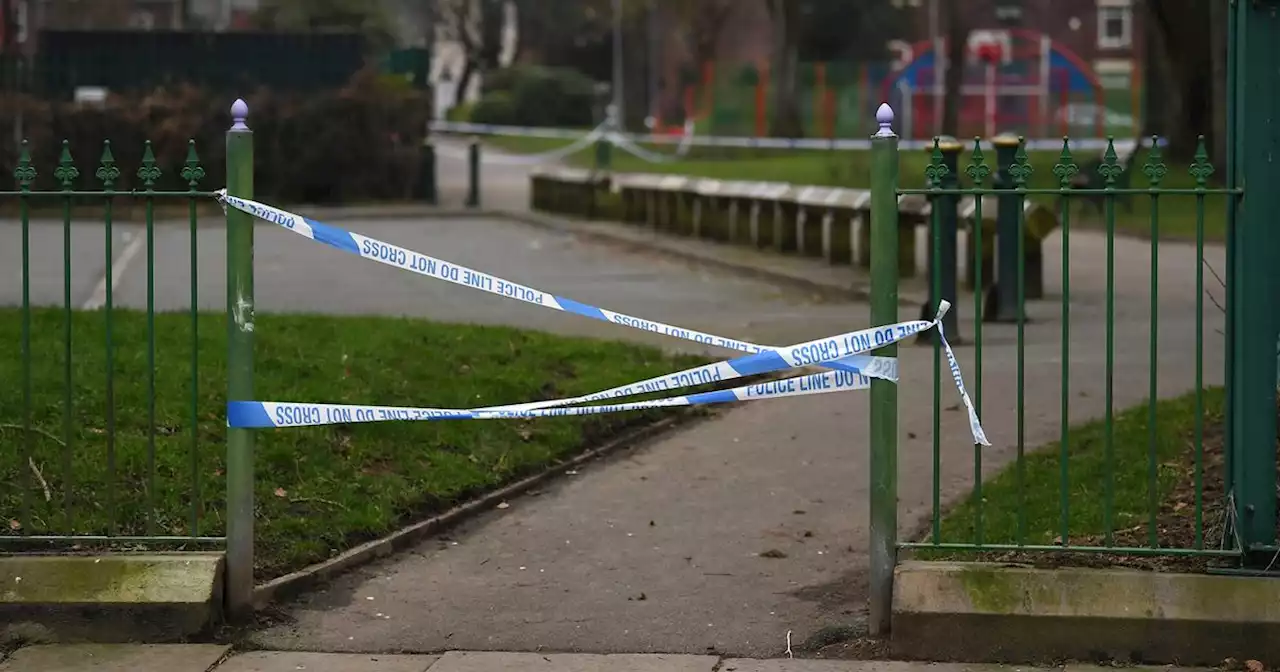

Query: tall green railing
[1,127,225,548]
[866,0,1279,635]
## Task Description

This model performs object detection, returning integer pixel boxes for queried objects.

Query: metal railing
[2,135,219,546]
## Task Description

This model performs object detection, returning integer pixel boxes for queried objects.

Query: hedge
[0,68,429,204]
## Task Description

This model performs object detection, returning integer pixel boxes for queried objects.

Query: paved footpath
[244,141,1225,656]
[0,141,1227,661]
[0,644,1216,672]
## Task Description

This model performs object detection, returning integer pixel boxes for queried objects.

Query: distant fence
[668,60,1141,141]
[0,30,429,100]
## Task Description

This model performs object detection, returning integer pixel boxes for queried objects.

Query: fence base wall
[890,561,1280,666]
[0,553,224,644]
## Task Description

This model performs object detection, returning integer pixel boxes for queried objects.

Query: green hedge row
[0,69,429,204]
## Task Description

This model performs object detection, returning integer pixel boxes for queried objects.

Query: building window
[1097,2,1133,50]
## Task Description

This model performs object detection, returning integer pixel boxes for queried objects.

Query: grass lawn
[487,135,1231,242]
[913,386,1230,571]
[0,308,712,580]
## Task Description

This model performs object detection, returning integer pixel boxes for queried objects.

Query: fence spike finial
[231,99,250,131]
[874,103,896,138]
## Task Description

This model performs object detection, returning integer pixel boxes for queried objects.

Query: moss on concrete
[957,565,1024,613]
[0,554,222,604]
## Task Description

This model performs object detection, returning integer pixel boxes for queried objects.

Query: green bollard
[986,133,1024,323]
[594,134,613,174]
[466,137,480,208]
[421,138,438,205]
[920,135,963,343]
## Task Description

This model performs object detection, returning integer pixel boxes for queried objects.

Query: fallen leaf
[274,488,287,498]
[7,519,19,531]
[1245,660,1264,672]
[759,549,788,559]
[496,502,510,510]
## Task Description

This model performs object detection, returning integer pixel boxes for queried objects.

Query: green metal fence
[1,137,220,546]
[865,0,1279,636]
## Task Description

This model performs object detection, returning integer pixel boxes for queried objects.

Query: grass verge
[0,308,712,580]
[487,135,1229,241]
[913,386,1232,572]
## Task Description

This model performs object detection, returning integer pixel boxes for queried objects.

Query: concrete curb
[890,560,1280,665]
[251,409,714,608]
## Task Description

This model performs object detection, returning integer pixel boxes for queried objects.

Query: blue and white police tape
[606,128,695,164]
[215,192,894,383]
[428,120,1159,154]
[472,306,933,413]
[215,193,989,445]
[229,368,874,429]
[434,124,608,166]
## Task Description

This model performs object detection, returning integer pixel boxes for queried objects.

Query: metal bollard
[986,132,1023,323]
[594,134,613,174]
[466,137,481,208]
[421,138,438,205]
[919,135,962,343]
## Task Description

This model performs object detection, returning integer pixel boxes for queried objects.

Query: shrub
[470,65,597,128]
[0,67,429,204]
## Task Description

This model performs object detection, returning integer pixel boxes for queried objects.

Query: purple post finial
[230,99,249,131]
[874,103,895,138]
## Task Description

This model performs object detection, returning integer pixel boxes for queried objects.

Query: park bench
[529,167,611,218]
[790,186,865,265]
[613,173,691,230]
[530,172,942,280]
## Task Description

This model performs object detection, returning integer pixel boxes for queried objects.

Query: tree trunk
[940,0,967,137]
[1146,0,1222,164]
[455,59,474,107]
[767,0,803,137]
[1208,0,1228,169]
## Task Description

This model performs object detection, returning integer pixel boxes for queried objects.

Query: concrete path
[245,216,1224,655]
[0,141,1227,657]
[0,645,1217,672]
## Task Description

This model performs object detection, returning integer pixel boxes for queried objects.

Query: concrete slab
[891,561,1280,665]
[722,662,1031,672]
[727,655,1213,665]
[0,553,224,643]
[214,651,438,672]
[0,643,230,672]
[426,651,719,672]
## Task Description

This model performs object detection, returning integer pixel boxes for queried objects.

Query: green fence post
[868,102,899,637]
[1228,0,1278,559]
[987,133,1023,323]
[421,138,438,205]
[225,98,256,616]
[466,137,481,208]
[920,136,962,342]
[594,128,613,174]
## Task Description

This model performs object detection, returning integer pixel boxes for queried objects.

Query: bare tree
[766,0,803,137]
[1143,0,1226,166]
[939,0,968,137]
[437,0,507,107]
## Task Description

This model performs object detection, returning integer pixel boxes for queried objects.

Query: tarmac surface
[0,138,1228,659]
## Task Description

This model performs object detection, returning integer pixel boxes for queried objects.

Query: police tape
[428,120,1155,153]
[433,124,609,166]
[607,130,695,164]
[215,192,894,382]
[216,193,990,445]
[228,368,873,428]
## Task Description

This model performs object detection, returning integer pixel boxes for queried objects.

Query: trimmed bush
[471,65,597,128]
[0,68,429,204]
